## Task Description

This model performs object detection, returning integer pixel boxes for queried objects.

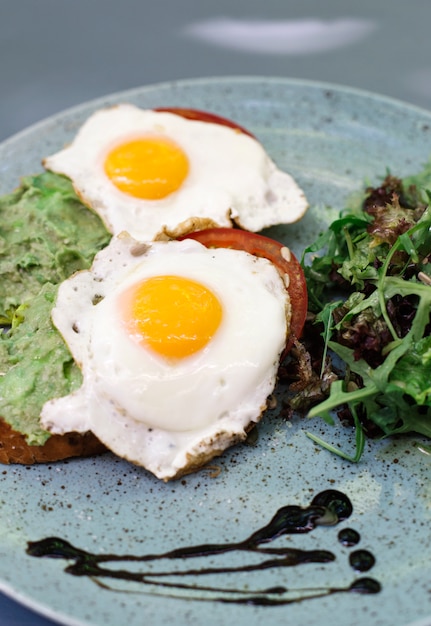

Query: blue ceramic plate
[0,77,431,626]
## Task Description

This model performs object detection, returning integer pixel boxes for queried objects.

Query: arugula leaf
[306,403,365,462]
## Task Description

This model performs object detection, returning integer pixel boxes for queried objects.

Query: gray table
[1,0,431,624]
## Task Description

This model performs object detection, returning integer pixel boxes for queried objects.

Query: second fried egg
[44,104,308,240]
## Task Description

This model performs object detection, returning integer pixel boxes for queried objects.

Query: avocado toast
[0,172,110,462]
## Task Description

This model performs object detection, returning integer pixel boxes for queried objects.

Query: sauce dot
[338,528,361,547]
[349,549,376,572]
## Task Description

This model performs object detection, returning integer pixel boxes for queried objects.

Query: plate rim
[3,74,431,150]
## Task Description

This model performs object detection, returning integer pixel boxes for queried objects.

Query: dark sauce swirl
[27,489,381,605]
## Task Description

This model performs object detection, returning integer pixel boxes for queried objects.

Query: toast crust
[0,419,106,464]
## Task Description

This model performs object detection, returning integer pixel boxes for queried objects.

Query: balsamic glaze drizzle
[26,489,381,605]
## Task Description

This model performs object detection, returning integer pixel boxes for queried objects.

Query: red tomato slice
[180,228,307,354]
[153,107,255,138]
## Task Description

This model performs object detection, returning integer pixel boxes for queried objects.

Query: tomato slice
[181,228,307,354]
[153,107,255,138]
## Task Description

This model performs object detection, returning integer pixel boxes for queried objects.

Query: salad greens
[292,161,431,460]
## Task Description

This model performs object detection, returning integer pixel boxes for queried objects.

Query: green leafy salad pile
[285,161,431,460]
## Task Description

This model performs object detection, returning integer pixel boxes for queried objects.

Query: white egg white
[43,104,308,240]
[40,234,290,480]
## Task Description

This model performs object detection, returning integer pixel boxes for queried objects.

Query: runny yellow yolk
[104,136,189,200]
[123,275,223,358]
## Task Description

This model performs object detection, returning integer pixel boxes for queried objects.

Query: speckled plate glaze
[1,77,431,626]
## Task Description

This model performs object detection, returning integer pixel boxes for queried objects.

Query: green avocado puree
[0,172,110,444]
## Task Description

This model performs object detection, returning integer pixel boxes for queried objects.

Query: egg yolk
[104,136,189,200]
[123,275,223,358]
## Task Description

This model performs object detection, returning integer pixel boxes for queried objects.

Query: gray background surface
[1,1,431,624]
[2,0,431,143]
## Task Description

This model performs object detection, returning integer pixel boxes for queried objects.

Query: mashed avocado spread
[0,172,110,445]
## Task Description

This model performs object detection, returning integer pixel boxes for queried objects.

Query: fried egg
[40,234,290,480]
[43,104,308,241]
